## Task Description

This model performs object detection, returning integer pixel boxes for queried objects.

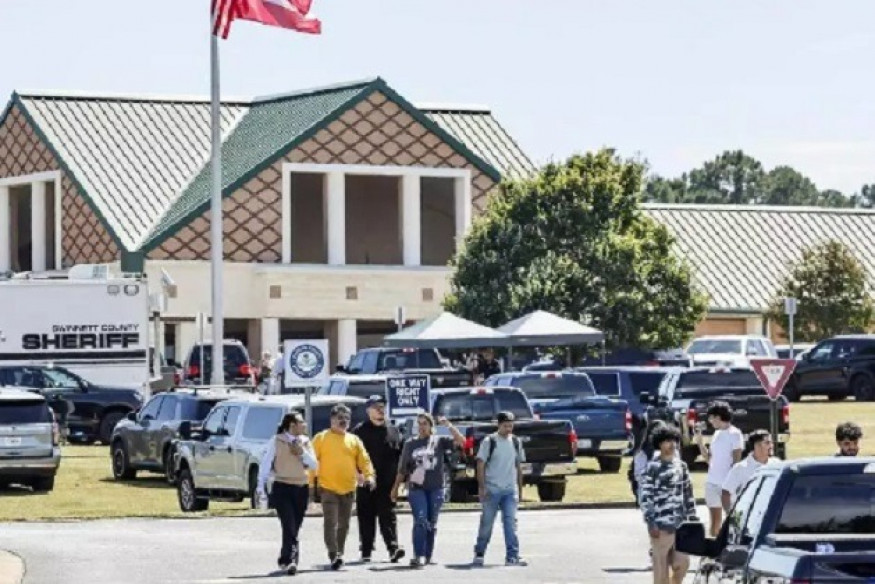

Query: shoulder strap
[486,434,497,465]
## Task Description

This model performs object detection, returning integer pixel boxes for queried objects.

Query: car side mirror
[126,412,137,422]
[335,364,347,373]
[675,521,719,558]
[178,421,192,440]
[721,544,751,568]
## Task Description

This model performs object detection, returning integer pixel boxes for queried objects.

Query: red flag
[212,0,322,40]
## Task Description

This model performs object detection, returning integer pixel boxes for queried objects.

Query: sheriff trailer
[0,268,151,393]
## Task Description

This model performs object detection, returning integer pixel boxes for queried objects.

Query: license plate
[577,439,592,449]
[1,437,22,447]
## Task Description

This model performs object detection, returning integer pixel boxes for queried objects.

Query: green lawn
[1,400,871,521]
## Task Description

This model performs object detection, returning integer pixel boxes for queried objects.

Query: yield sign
[750,358,797,400]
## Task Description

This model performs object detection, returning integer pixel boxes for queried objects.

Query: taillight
[173,372,181,386]
[686,408,697,427]
[625,409,633,433]
[187,365,200,378]
[569,429,578,454]
[463,435,475,456]
[239,364,252,377]
[644,360,659,367]
[782,403,790,426]
[52,421,60,446]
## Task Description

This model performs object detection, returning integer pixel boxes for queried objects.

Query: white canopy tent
[382,312,509,349]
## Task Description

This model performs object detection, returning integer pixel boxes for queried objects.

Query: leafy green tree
[445,149,708,349]
[687,150,766,204]
[767,240,873,341]
[761,166,820,205]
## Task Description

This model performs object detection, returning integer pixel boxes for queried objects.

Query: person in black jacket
[352,395,406,563]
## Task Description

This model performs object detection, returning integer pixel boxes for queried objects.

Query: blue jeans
[407,487,444,560]
[474,489,519,560]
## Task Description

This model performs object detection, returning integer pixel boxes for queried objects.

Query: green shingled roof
[6,77,507,253]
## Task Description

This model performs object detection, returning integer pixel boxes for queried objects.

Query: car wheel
[31,476,55,492]
[111,441,137,480]
[248,468,259,509]
[852,375,875,402]
[597,456,622,473]
[99,412,127,445]
[163,448,176,485]
[782,381,801,402]
[177,468,208,512]
[536,480,566,502]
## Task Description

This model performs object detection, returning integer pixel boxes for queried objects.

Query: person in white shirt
[721,430,776,512]
[695,400,743,537]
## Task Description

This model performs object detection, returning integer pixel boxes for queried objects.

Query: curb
[0,550,24,584]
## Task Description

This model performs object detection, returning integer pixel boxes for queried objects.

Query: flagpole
[209,24,225,386]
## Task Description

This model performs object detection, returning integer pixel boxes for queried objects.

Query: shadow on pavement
[229,568,323,579]
[603,567,651,574]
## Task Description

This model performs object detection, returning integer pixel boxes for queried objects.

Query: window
[346,353,367,374]
[139,396,163,420]
[776,474,875,534]
[156,396,178,422]
[587,372,621,396]
[41,368,83,390]
[835,341,859,360]
[809,342,835,362]
[361,351,379,373]
[858,341,875,357]
[726,477,763,545]
[202,407,226,435]
[241,406,284,441]
[346,381,386,399]
[435,391,531,421]
[746,341,767,356]
[503,374,596,399]
[377,349,442,371]
[4,367,47,390]
[188,345,248,367]
[180,399,223,422]
[0,400,52,424]
[687,339,742,355]
[223,406,242,436]
[628,372,667,397]
[743,475,778,539]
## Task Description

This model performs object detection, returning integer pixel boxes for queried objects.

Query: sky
[2,1,873,194]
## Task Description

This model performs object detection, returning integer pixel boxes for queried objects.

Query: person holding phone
[391,413,465,568]
[310,404,375,571]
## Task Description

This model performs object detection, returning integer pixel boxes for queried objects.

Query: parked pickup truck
[485,371,631,473]
[336,347,473,389]
[641,368,790,465]
[675,457,875,583]
[425,386,577,503]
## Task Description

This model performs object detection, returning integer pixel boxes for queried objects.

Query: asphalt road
[0,509,690,584]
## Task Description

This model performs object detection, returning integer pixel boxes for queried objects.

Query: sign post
[386,374,431,427]
[195,312,207,386]
[750,358,797,452]
[394,306,406,333]
[784,297,797,357]
[283,340,330,426]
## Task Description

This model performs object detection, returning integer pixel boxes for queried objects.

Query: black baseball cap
[366,395,387,408]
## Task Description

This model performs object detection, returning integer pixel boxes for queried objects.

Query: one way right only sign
[750,358,797,400]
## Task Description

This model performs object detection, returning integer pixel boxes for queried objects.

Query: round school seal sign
[288,344,325,379]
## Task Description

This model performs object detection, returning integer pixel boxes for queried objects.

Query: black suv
[0,365,144,444]
[183,340,255,387]
[110,390,230,483]
[784,335,875,402]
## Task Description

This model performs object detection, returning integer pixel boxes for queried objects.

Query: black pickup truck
[676,457,875,583]
[424,386,577,503]
[336,347,473,389]
[641,368,790,465]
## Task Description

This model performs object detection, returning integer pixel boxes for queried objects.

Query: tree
[687,150,765,204]
[767,241,873,342]
[444,149,708,349]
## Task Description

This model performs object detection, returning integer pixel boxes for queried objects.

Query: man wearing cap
[351,395,406,563]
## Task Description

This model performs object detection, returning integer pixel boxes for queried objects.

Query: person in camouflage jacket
[639,425,698,584]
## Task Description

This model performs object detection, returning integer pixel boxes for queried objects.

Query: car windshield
[42,368,82,389]
[687,340,743,354]
[776,474,875,534]
[434,391,531,421]
[377,350,442,370]
[189,346,247,367]
[504,375,596,399]
[0,400,52,424]
[584,372,620,396]
[674,371,762,398]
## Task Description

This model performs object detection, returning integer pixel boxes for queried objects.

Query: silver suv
[0,389,61,492]
[174,394,367,512]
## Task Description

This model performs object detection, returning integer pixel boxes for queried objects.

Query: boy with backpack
[472,411,527,567]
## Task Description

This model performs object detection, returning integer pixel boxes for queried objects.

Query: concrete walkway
[0,551,23,584]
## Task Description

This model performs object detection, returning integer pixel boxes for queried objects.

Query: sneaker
[425,556,435,565]
[505,557,527,567]
[278,562,290,572]
[287,563,298,576]
[361,554,371,564]
[409,557,424,569]
[330,557,344,571]
[472,554,485,566]
[390,548,406,563]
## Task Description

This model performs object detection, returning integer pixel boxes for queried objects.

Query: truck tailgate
[531,397,628,439]
[690,394,789,435]
[471,420,574,463]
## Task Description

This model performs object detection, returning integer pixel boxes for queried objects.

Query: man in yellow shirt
[311,403,375,570]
